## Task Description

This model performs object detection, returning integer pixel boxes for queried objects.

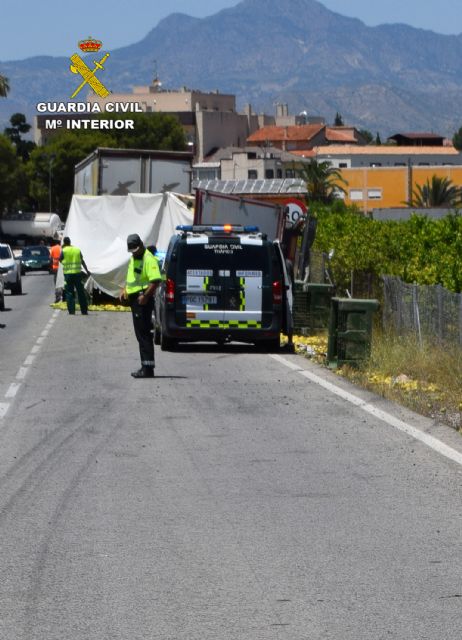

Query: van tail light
[272,280,283,305]
[166,278,175,303]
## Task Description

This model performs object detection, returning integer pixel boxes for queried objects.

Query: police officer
[60,237,89,315]
[121,234,162,379]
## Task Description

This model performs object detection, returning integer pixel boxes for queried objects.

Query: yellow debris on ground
[51,302,130,312]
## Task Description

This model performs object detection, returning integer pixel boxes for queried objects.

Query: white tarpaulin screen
[59,193,193,297]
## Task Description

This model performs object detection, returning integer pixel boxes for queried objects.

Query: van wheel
[160,326,176,351]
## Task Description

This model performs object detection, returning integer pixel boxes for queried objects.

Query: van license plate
[183,295,217,305]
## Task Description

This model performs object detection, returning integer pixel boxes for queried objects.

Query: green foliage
[0,134,22,215]
[406,175,462,208]
[110,113,186,150]
[298,159,347,205]
[334,112,344,126]
[312,205,462,293]
[4,113,36,161]
[359,129,373,144]
[452,126,462,151]
[375,131,382,145]
[27,130,116,214]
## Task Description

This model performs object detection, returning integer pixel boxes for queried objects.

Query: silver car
[0,243,22,295]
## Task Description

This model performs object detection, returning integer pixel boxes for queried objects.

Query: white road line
[1,312,59,421]
[0,403,9,419]
[5,383,20,399]
[270,354,462,468]
[16,367,28,380]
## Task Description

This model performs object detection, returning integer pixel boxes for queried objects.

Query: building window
[285,169,295,178]
[367,189,382,200]
[339,162,348,168]
[277,168,282,178]
[370,162,382,167]
[248,170,258,179]
[394,162,406,166]
[265,169,274,179]
[418,162,430,166]
[350,189,363,201]
[247,152,256,160]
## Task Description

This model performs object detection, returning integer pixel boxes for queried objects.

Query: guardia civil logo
[69,36,110,99]
[36,36,141,131]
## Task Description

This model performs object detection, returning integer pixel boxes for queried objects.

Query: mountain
[2,0,462,136]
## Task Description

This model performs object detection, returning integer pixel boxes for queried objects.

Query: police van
[153,225,293,350]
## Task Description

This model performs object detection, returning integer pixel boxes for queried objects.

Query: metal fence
[382,276,462,346]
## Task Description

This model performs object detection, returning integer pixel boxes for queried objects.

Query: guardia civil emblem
[69,37,110,99]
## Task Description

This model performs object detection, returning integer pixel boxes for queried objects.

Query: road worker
[60,237,89,315]
[49,239,62,302]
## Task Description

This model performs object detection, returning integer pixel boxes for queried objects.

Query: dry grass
[285,332,462,432]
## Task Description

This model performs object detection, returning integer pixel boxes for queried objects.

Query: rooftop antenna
[152,59,162,88]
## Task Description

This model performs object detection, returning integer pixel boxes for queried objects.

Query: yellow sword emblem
[69,52,110,99]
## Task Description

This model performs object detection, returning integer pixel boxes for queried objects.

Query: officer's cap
[127,234,142,250]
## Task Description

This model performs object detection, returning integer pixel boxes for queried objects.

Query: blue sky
[1,0,461,61]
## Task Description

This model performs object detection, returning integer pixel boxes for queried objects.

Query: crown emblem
[78,36,102,53]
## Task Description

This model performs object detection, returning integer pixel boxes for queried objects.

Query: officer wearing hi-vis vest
[121,234,162,379]
[60,237,89,315]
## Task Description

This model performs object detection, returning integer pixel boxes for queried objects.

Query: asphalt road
[0,274,461,639]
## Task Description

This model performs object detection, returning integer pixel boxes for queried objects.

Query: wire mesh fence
[382,276,462,347]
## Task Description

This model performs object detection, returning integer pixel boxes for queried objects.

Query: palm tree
[0,74,9,97]
[406,175,462,208]
[298,159,347,204]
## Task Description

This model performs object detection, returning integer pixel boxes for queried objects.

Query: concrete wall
[196,111,259,161]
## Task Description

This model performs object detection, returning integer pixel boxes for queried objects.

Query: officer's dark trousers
[64,273,88,315]
[129,295,155,369]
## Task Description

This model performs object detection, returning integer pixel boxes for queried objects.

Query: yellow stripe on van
[186,320,261,329]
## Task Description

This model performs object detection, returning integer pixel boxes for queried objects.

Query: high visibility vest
[126,250,161,295]
[50,245,61,271]
[61,245,82,275]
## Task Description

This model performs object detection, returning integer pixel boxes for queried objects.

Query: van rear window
[178,242,272,275]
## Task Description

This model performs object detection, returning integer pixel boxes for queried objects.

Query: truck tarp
[58,193,193,297]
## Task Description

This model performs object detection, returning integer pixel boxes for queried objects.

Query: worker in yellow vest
[59,236,89,315]
[120,234,162,378]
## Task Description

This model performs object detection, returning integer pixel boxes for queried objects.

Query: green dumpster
[305,283,335,332]
[327,298,379,368]
[292,281,309,333]
[292,282,335,333]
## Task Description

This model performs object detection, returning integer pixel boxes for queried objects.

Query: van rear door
[176,238,226,329]
[222,237,270,329]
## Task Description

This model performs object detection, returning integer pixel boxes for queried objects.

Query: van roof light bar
[176,224,260,233]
